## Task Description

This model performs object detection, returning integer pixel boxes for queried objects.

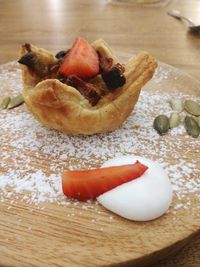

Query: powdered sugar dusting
[0,62,200,215]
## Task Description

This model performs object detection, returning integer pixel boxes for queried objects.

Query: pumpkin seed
[7,94,24,109]
[169,112,181,128]
[184,100,200,116]
[169,99,184,113]
[0,96,11,109]
[193,116,200,128]
[184,116,200,138]
[153,115,169,135]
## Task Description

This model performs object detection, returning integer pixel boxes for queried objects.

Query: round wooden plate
[0,53,200,267]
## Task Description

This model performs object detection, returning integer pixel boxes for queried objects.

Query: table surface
[0,0,200,266]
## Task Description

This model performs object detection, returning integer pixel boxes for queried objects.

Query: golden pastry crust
[19,39,157,135]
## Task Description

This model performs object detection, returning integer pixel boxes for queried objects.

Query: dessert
[18,38,157,135]
[97,156,172,221]
[62,155,173,221]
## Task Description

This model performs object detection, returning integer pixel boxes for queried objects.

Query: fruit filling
[18,37,126,106]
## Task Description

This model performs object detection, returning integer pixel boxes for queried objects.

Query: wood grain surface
[0,59,200,267]
[0,0,200,266]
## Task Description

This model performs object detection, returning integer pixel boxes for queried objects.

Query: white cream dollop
[97,156,173,221]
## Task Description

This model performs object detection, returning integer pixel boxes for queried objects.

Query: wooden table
[0,0,200,266]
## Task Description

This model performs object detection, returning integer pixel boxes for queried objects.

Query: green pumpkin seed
[184,116,200,138]
[0,96,11,109]
[193,116,200,128]
[184,100,200,116]
[169,112,181,128]
[169,99,184,113]
[7,94,24,109]
[153,115,169,135]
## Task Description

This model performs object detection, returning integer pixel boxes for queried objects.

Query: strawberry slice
[59,37,99,79]
[62,161,148,201]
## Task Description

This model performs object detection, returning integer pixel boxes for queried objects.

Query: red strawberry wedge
[59,37,99,79]
[62,161,148,201]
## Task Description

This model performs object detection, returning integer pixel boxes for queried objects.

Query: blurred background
[0,0,200,79]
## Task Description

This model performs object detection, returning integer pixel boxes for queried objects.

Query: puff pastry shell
[19,39,157,135]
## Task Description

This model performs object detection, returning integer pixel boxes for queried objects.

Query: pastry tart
[19,38,157,135]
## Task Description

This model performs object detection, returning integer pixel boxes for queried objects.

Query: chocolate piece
[18,52,36,68]
[18,52,49,77]
[66,75,101,106]
[102,63,126,89]
[55,50,70,59]
[98,51,126,89]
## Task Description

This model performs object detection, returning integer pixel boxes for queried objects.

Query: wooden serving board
[0,53,200,267]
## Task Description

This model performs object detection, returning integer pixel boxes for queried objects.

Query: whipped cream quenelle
[97,156,173,221]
